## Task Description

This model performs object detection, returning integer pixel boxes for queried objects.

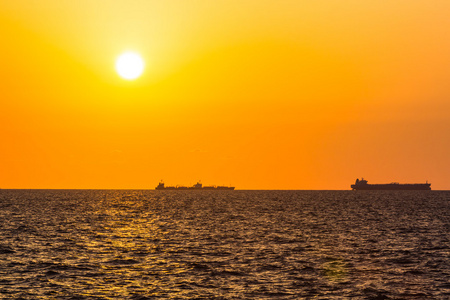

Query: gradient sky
[1,1,449,189]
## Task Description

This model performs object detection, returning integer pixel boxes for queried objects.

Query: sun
[115,52,145,80]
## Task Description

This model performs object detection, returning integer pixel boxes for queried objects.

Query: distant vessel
[351,178,431,190]
[155,181,235,190]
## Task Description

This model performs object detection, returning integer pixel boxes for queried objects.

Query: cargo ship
[351,178,431,190]
[155,181,235,190]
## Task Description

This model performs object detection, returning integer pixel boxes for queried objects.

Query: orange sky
[1,1,449,189]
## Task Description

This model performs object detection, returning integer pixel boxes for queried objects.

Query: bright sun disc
[116,52,144,80]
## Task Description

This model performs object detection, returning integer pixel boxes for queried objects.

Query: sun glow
[115,52,144,80]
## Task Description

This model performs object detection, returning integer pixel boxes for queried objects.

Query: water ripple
[0,189,449,298]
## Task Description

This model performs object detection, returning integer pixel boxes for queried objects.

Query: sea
[0,190,449,299]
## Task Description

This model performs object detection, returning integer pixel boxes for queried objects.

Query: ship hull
[156,187,235,190]
[155,182,235,190]
[351,184,431,190]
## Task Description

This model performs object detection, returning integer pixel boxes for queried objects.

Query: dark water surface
[0,190,449,299]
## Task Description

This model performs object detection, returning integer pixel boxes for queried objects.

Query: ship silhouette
[155,181,235,190]
[351,178,431,190]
